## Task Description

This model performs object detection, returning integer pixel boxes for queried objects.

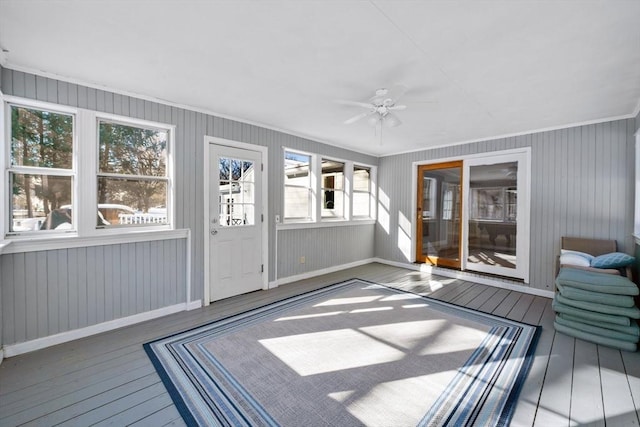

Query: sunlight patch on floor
[327,371,457,426]
[360,320,485,355]
[259,328,405,376]
[275,311,344,321]
[315,295,381,306]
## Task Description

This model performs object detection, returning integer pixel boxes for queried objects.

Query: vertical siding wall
[376,120,637,292]
[0,240,187,346]
[277,224,375,279]
[0,67,377,345]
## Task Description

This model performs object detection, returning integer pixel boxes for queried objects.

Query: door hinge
[261,214,264,223]
[261,163,264,172]
[261,264,264,273]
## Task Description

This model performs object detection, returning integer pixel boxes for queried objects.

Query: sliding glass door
[463,152,528,280]
[416,161,463,268]
[416,151,529,282]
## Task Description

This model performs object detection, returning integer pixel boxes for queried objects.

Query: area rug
[144,279,540,427]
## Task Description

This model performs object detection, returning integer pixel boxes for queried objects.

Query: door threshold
[415,263,534,291]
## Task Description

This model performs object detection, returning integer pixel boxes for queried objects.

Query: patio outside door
[416,161,463,268]
[208,144,263,301]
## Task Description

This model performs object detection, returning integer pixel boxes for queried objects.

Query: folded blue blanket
[554,321,637,351]
[556,268,639,295]
[552,300,631,326]
[558,313,640,337]
[556,283,636,307]
[555,294,640,318]
[555,315,639,343]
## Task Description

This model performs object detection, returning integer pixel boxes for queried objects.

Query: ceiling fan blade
[344,111,370,125]
[383,112,402,128]
[335,99,374,109]
[388,104,407,111]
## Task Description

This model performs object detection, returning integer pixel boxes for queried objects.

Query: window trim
[281,146,377,227]
[2,96,176,248]
[95,115,173,230]
[320,157,346,220]
[283,148,314,222]
[4,97,79,237]
[352,163,374,220]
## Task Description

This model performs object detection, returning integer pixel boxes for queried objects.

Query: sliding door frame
[416,160,463,268]
[411,147,531,283]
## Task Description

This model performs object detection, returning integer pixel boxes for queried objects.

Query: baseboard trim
[372,258,555,299]
[3,300,201,358]
[186,300,202,311]
[271,258,376,288]
[0,348,4,365]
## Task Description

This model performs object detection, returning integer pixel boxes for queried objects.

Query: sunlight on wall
[377,188,390,234]
[397,211,412,261]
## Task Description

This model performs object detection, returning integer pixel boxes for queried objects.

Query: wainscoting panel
[277,224,375,279]
[0,238,187,346]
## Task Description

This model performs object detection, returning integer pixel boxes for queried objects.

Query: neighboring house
[0,64,639,360]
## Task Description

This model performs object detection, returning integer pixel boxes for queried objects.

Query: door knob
[210,229,218,236]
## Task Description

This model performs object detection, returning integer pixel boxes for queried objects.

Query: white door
[209,144,263,301]
[462,151,530,282]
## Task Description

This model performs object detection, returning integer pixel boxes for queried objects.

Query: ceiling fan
[339,85,408,128]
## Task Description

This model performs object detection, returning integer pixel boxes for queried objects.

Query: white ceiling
[1,1,639,156]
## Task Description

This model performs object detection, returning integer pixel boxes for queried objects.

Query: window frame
[283,148,314,222]
[1,96,176,247]
[281,147,376,228]
[352,164,374,220]
[4,98,79,237]
[95,115,172,230]
[320,157,345,221]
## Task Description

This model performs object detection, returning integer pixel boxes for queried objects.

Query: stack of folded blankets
[553,267,640,351]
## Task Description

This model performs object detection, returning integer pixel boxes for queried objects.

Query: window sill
[0,240,12,255]
[1,228,189,254]
[277,219,376,230]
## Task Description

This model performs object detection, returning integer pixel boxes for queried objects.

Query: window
[321,159,344,219]
[470,187,517,222]
[3,97,174,240]
[7,104,75,233]
[282,148,376,225]
[218,156,255,227]
[353,165,372,218]
[97,120,169,227]
[284,150,312,221]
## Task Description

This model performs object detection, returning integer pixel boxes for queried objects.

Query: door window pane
[219,156,256,227]
[467,162,517,270]
[417,164,462,268]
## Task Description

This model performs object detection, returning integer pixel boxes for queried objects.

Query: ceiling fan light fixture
[384,112,401,128]
[366,114,382,127]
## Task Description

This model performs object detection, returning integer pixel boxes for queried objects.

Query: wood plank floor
[0,262,638,426]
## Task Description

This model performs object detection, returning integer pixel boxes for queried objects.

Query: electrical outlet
[299,256,305,264]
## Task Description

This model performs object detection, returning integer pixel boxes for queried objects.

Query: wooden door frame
[416,161,463,268]
[203,136,269,306]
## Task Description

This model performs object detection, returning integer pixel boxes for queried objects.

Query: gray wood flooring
[0,263,638,426]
